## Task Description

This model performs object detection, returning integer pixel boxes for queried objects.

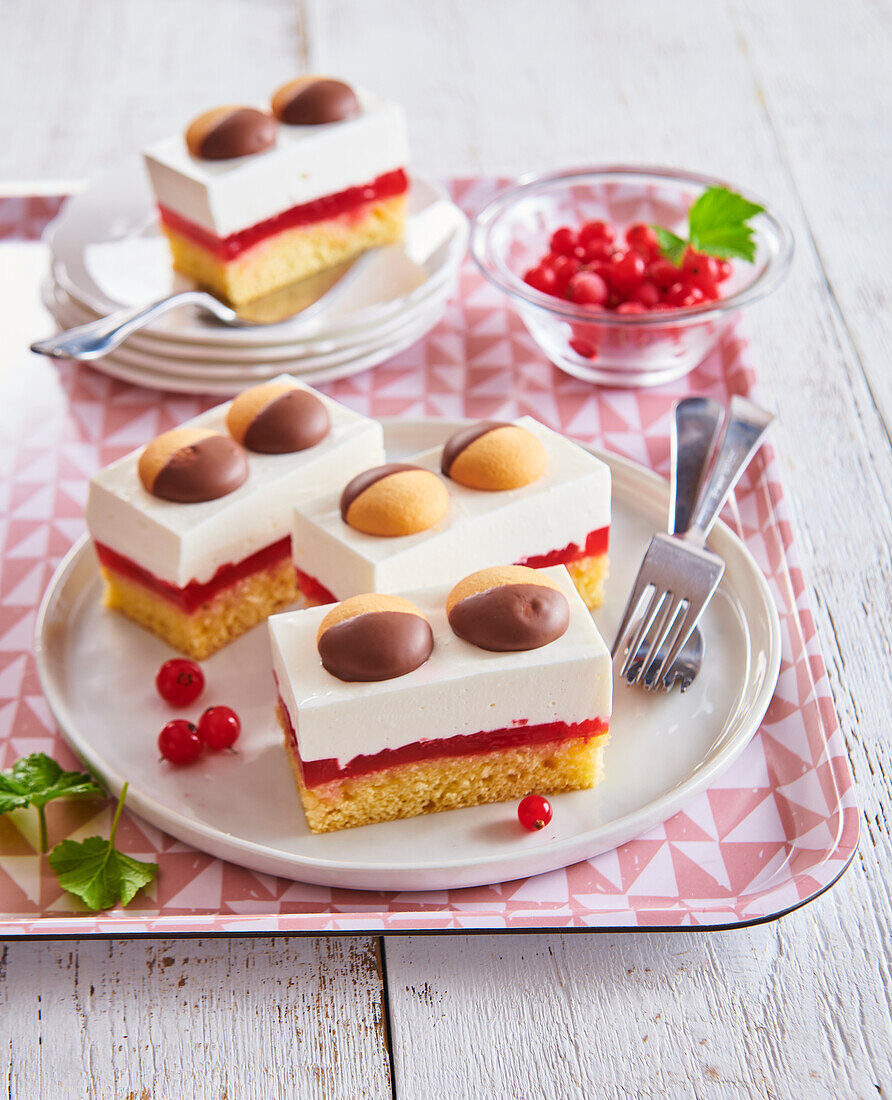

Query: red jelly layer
[158,168,409,262]
[280,699,608,787]
[95,536,292,616]
[295,567,337,606]
[293,524,610,606]
[519,524,609,569]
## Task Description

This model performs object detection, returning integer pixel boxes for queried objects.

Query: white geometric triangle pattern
[0,185,857,934]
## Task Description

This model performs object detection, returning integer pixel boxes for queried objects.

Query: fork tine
[651,591,714,690]
[640,593,686,690]
[612,550,659,659]
[621,587,668,684]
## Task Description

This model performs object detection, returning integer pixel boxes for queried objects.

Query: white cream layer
[143,90,409,238]
[291,417,611,599]
[269,566,612,767]
[86,376,384,588]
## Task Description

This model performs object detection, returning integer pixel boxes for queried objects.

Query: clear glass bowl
[470,166,794,388]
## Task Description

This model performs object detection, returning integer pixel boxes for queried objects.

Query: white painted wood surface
[1,0,891,1097]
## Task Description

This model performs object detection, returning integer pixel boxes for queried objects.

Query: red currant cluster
[523,220,732,314]
[155,659,241,765]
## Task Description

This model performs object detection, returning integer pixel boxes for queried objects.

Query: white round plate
[35,419,781,891]
[47,159,468,347]
[43,263,459,362]
[52,306,447,395]
[42,276,454,373]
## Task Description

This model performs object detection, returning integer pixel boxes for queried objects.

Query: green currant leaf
[687,186,764,262]
[0,753,104,811]
[48,783,157,911]
[651,226,687,266]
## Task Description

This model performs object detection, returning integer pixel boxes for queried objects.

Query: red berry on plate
[549,226,578,256]
[156,658,205,707]
[198,705,241,751]
[625,223,659,257]
[158,719,203,765]
[567,271,608,306]
[518,794,553,831]
[579,219,616,246]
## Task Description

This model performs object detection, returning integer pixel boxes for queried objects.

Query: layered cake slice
[269,565,612,832]
[291,417,611,610]
[143,77,409,304]
[86,376,384,659]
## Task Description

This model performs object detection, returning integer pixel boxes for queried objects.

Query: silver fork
[625,395,725,691]
[613,395,774,690]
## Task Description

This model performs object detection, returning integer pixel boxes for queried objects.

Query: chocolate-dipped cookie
[441,422,547,491]
[446,566,569,652]
[185,106,277,160]
[138,428,249,503]
[271,77,361,125]
[226,382,330,454]
[316,594,433,681]
[340,464,448,537]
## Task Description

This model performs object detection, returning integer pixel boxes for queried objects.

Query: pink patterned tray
[0,184,857,934]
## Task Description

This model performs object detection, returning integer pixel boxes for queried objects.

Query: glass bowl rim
[469,164,794,326]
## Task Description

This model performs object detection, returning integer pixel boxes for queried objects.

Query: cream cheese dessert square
[144,89,409,238]
[291,417,611,599]
[269,566,612,767]
[86,377,384,588]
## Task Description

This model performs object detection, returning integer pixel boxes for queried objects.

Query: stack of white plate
[41,158,468,395]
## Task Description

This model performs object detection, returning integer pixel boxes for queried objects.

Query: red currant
[524,265,558,296]
[569,337,598,359]
[155,659,205,707]
[567,271,608,306]
[682,249,720,288]
[616,301,647,314]
[716,259,733,283]
[607,250,647,295]
[518,794,553,831]
[158,720,203,765]
[647,259,682,295]
[549,226,578,256]
[580,238,615,264]
[198,706,241,751]
[631,280,660,308]
[579,219,616,246]
[548,255,580,292]
[625,223,659,257]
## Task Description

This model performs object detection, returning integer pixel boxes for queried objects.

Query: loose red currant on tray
[158,720,203,765]
[198,706,241,751]
[156,658,205,707]
[518,794,553,831]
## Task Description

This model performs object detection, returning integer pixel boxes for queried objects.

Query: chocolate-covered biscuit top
[227,382,330,454]
[185,106,277,160]
[441,422,547,491]
[272,77,361,125]
[316,594,433,681]
[340,464,449,537]
[138,428,249,503]
[446,566,569,652]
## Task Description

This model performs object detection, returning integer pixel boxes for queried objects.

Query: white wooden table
[1,1,890,1096]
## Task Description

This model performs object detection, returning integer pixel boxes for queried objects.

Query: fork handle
[670,397,725,536]
[686,395,774,545]
[30,290,229,361]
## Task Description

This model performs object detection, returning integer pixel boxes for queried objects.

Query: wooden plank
[0,0,306,182]
[0,935,392,1100]
[385,917,891,1099]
